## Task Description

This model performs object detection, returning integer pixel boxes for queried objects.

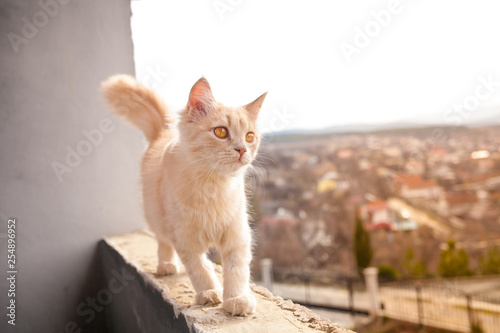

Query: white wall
[0,0,145,331]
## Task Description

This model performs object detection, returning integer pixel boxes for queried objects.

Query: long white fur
[102,75,266,316]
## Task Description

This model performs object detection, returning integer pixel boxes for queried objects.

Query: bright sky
[131,0,500,132]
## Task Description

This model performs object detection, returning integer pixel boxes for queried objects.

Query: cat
[101,75,266,316]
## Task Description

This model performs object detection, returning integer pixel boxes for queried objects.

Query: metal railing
[270,268,369,315]
[260,261,500,333]
[379,282,500,333]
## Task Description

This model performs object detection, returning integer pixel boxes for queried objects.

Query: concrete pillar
[363,267,380,317]
[260,258,274,293]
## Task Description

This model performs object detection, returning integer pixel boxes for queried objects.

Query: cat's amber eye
[214,127,229,139]
[245,132,255,143]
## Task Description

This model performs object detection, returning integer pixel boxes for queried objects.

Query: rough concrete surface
[105,230,354,333]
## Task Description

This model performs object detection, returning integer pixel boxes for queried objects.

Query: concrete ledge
[101,230,354,333]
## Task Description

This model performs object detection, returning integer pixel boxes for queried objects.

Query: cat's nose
[234,147,247,158]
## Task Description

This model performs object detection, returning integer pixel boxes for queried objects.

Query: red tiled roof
[446,192,478,205]
[367,222,393,231]
[364,200,388,211]
[396,175,437,189]
[432,149,447,157]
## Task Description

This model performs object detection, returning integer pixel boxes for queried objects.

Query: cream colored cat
[102,75,266,316]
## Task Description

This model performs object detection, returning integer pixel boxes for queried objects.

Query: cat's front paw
[157,261,178,276]
[223,293,256,316]
[196,289,223,306]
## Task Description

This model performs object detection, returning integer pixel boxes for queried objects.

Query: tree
[401,248,428,279]
[378,264,400,282]
[353,215,373,274]
[478,246,500,275]
[438,240,473,277]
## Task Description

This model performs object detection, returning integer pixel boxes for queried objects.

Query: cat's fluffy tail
[101,74,172,142]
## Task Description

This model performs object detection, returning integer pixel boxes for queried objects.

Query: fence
[380,282,500,333]
[262,262,500,333]
[270,268,369,315]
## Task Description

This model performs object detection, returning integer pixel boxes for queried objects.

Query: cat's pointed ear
[245,92,267,118]
[187,77,215,117]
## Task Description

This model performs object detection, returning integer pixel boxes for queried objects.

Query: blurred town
[251,124,500,281]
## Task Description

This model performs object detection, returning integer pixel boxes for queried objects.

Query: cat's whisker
[244,176,258,198]
[250,162,269,183]
[255,155,276,165]
[246,165,262,184]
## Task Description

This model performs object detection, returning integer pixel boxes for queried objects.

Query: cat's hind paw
[156,261,178,276]
[223,293,256,316]
[196,289,223,306]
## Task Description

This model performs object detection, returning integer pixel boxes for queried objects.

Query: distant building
[337,149,353,159]
[405,160,425,175]
[432,165,455,181]
[438,191,478,217]
[360,199,418,232]
[392,220,418,231]
[383,146,402,158]
[471,150,490,159]
[360,200,394,231]
[317,172,350,193]
[358,159,372,171]
[395,175,441,199]
[477,158,495,173]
